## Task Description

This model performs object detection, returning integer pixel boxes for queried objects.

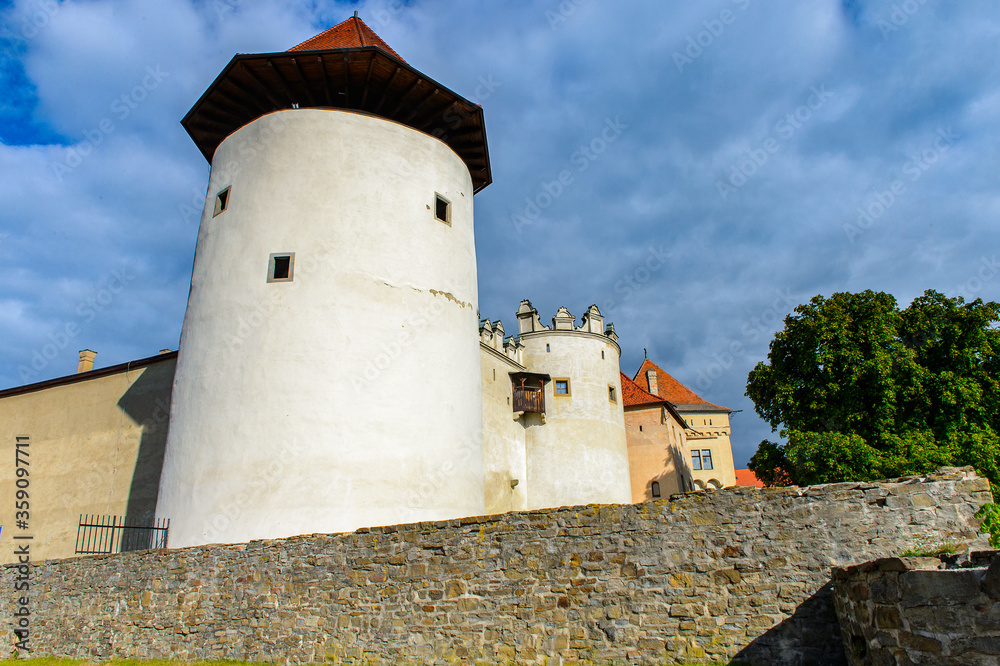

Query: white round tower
[157,17,492,547]
[514,302,632,509]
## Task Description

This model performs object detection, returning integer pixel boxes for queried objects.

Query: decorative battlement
[514,300,618,342]
[479,319,523,365]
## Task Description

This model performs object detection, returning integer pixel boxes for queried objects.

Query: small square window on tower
[213,186,231,217]
[554,378,570,396]
[434,193,451,225]
[267,252,295,283]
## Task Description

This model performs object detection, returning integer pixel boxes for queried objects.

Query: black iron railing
[75,515,169,554]
[513,386,545,414]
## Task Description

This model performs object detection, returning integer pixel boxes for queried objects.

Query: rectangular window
[268,252,295,283]
[701,449,714,470]
[608,386,617,402]
[691,450,702,471]
[554,379,570,396]
[213,186,231,216]
[435,194,451,224]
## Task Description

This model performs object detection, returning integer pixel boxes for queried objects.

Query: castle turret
[514,301,631,509]
[157,16,490,547]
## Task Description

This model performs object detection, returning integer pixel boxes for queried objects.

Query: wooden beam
[192,101,245,126]
[239,62,286,109]
[266,58,299,106]
[223,73,272,116]
[288,56,317,107]
[373,65,402,115]
[359,54,377,110]
[203,87,256,123]
[385,76,424,118]
[185,115,234,134]
[342,52,351,107]
[400,88,439,125]
[316,55,333,106]
[411,99,461,132]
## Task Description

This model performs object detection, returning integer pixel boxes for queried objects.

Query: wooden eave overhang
[181,47,492,192]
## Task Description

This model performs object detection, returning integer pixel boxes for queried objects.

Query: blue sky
[1,0,998,468]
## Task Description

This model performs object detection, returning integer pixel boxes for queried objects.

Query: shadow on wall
[116,360,175,522]
[734,583,847,666]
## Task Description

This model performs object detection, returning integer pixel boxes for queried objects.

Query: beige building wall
[0,354,175,563]
[682,410,737,489]
[624,405,688,502]
[479,335,528,514]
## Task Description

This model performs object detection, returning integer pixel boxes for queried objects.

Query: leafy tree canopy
[746,289,1000,489]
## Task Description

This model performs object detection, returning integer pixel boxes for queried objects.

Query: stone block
[898,630,941,652]
[984,557,1000,600]
[900,570,982,607]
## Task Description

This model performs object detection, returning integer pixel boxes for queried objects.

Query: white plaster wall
[518,331,631,509]
[157,109,484,547]
[480,345,527,514]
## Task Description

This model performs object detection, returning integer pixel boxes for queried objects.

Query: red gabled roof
[633,359,729,412]
[289,15,405,61]
[735,469,764,488]
[621,371,665,408]
[621,371,690,429]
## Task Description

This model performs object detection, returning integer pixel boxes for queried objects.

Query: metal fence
[75,515,169,554]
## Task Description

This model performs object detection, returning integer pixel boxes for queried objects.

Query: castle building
[629,359,737,493]
[0,16,736,563]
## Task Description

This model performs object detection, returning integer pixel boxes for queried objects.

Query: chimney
[646,369,658,396]
[77,350,97,374]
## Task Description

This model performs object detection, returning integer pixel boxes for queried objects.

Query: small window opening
[639,425,643,432]
[268,253,295,283]
[608,386,617,403]
[601,350,605,359]
[554,379,569,395]
[435,194,451,224]
[493,368,496,381]
[692,450,703,471]
[651,481,661,498]
[702,449,714,470]
[213,186,231,216]
[546,344,551,352]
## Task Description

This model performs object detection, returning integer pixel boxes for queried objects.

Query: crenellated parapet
[514,300,619,348]
[479,319,523,365]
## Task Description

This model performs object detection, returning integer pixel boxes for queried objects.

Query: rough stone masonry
[1,467,990,665]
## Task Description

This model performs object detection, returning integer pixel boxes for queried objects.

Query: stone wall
[3,467,990,665]
[832,551,1000,665]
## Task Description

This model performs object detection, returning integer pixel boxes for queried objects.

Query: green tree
[746,289,1000,491]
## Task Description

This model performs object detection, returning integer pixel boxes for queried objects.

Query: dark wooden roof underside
[181,47,492,192]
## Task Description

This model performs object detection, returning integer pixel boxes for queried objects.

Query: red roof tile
[734,469,764,488]
[289,15,405,61]
[620,371,665,408]
[633,359,730,412]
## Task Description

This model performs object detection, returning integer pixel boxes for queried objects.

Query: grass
[900,543,962,557]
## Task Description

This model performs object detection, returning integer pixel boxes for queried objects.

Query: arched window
[651,481,661,498]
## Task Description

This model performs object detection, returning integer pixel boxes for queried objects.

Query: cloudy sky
[2,0,998,467]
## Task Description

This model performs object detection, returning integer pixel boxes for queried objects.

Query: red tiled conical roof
[289,15,405,61]
[634,359,730,412]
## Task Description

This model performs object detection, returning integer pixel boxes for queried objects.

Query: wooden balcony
[513,386,545,414]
